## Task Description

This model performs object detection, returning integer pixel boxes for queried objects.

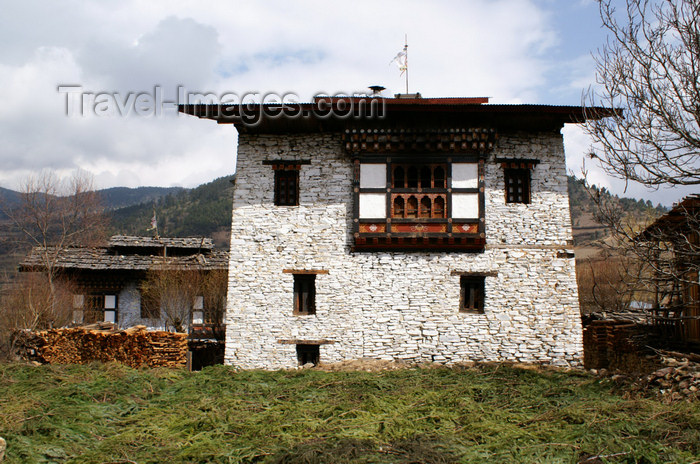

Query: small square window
[275,169,299,206]
[460,276,485,313]
[294,274,316,315]
[504,168,531,204]
[296,344,319,366]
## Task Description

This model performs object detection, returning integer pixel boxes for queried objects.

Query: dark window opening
[420,196,432,218]
[393,196,405,217]
[420,166,432,188]
[434,166,446,188]
[296,344,319,366]
[406,196,418,218]
[391,163,448,190]
[504,168,531,204]
[393,166,405,188]
[275,169,299,206]
[460,276,485,313]
[434,196,445,218]
[294,274,316,315]
[406,166,419,188]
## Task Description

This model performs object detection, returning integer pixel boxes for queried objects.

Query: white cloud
[0,0,687,206]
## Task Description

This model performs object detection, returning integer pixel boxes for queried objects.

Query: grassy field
[0,362,698,464]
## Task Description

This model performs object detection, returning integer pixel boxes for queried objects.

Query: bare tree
[0,273,75,358]
[1,170,106,295]
[140,266,227,333]
[0,170,106,356]
[580,0,700,340]
[584,0,700,188]
[577,255,637,315]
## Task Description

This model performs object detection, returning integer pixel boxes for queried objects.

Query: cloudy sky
[0,0,693,206]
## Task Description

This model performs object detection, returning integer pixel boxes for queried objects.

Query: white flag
[390,48,407,76]
[148,211,157,231]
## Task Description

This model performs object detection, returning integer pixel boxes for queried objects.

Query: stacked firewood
[13,323,187,368]
[645,354,700,401]
[582,320,639,370]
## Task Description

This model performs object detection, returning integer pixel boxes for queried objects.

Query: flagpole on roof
[404,34,408,94]
[389,36,409,94]
[147,206,159,239]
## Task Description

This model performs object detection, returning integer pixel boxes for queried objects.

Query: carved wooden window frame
[497,158,539,205]
[353,155,485,251]
[263,160,310,206]
[504,168,531,204]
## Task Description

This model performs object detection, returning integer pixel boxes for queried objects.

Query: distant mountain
[109,176,235,248]
[99,186,184,210]
[0,185,181,212]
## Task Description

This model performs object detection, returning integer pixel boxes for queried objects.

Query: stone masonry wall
[117,282,167,330]
[225,131,583,369]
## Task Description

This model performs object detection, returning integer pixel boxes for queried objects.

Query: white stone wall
[116,282,167,330]
[225,131,583,369]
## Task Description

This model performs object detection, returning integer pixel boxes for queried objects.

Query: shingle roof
[638,194,700,240]
[19,236,228,272]
[109,235,214,250]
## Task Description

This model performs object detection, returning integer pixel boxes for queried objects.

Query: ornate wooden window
[390,163,448,220]
[505,168,530,204]
[83,294,118,323]
[498,159,538,205]
[460,276,485,313]
[293,274,316,315]
[263,160,310,206]
[274,169,299,206]
[354,157,485,251]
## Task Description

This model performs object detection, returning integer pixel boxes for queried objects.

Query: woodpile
[583,320,643,370]
[13,323,187,368]
[644,354,700,402]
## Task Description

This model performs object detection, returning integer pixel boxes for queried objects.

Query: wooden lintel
[282,269,329,274]
[262,159,311,165]
[277,339,335,345]
[450,270,499,277]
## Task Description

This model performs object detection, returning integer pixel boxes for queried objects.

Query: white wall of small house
[72,282,168,330]
[225,131,582,369]
[116,282,167,330]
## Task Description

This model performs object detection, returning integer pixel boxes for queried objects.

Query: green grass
[0,363,698,463]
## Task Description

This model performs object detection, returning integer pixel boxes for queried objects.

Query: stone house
[180,95,612,369]
[19,235,228,331]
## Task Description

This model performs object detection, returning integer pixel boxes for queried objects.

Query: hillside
[568,176,666,249]
[109,175,235,248]
[99,186,184,210]
[0,184,191,276]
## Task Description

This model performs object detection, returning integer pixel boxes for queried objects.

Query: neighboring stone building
[19,235,228,331]
[180,95,613,369]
